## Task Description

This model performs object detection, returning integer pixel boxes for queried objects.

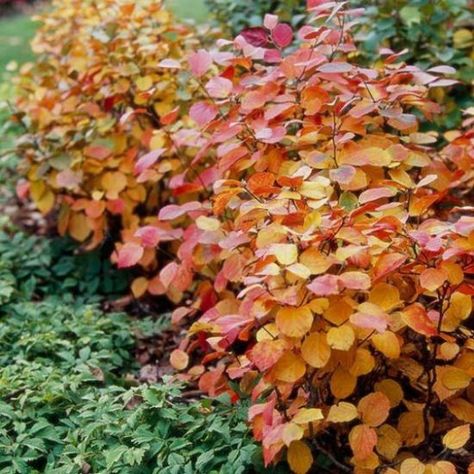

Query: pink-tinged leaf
[134,148,165,174]
[340,271,371,290]
[402,303,438,337]
[455,216,474,236]
[307,274,341,296]
[429,79,458,88]
[159,262,179,289]
[272,23,293,48]
[373,253,406,281]
[264,14,278,30]
[190,101,219,127]
[188,49,212,77]
[359,187,396,204]
[350,310,389,333]
[158,202,202,220]
[117,242,143,268]
[157,59,181,69]
[318,62,352,73]
[134,226,162,247]
[205,77,233,99]
[84,145,112,160]
[56,169,82,189]
[240,27,269,47]
[249,340,286,371]
[16,180,30,200]
[329,165,356,184]
[428,65,456,74]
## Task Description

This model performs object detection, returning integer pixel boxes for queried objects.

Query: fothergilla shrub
[14,0,197,249]
[123,3,474,473]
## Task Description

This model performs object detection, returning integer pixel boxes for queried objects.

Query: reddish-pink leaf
[340,271,371,290]
[117,242,144,268]
[359,187,396,204]
[307,274,341,296]
[190,101,219,127]
[205,77,233,99]
[329,165,356,184]
[134,226,162,247]
[134,148,165,174]
[188,49,212,77]
[272,23,293,48]
[240,27,269,47]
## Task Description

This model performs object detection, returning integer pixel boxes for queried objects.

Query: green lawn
[0,15,38,72]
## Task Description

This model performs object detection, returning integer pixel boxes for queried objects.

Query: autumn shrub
[120,3,474,473]
[14,0,199,250]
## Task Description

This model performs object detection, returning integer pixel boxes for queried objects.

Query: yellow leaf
[441,367,471,390]
[131,277,148,298]
[272,352,306,383]
[368,283,400,312]
[69,212,92,242]
[327,402,358,423]
[101,171,127,199]
[371,331,400,359]
[374,379,404,407]
[293,408,324,424]
[442,424,470,450]
[400,458,425,474]
[196,215,221,231]
[327,324,355,351]
[299,247,333,274]
[136,75,153,91]
[376,424,401,461]
[272,243,298,266]
[282,423,304,447]
[301,332,331,368]
[397,411,425,446]
[330,366,357,399]
[287,441,313,474]
[276,306,313,338]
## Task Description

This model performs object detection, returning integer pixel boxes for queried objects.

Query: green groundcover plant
[0,227,283,473]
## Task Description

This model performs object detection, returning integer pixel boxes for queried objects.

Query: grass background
[0,0,209,72]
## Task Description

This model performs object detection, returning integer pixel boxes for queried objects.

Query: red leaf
[272,23,293,48]
[240,27,269,47]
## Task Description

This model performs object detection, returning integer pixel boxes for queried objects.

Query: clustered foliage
[15,0,474,473]
[15,0,197,249]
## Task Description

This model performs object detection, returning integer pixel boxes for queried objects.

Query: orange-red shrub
[123,3,474,472]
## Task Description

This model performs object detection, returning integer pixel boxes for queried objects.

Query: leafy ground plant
[0,228,282,473]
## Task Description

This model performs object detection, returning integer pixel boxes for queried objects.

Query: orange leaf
[358,392,391,427]
[402,303,438,337]
[276,306,313,338]
[349,424,378,460]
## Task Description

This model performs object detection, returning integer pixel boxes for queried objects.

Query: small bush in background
[15,0,198,250]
